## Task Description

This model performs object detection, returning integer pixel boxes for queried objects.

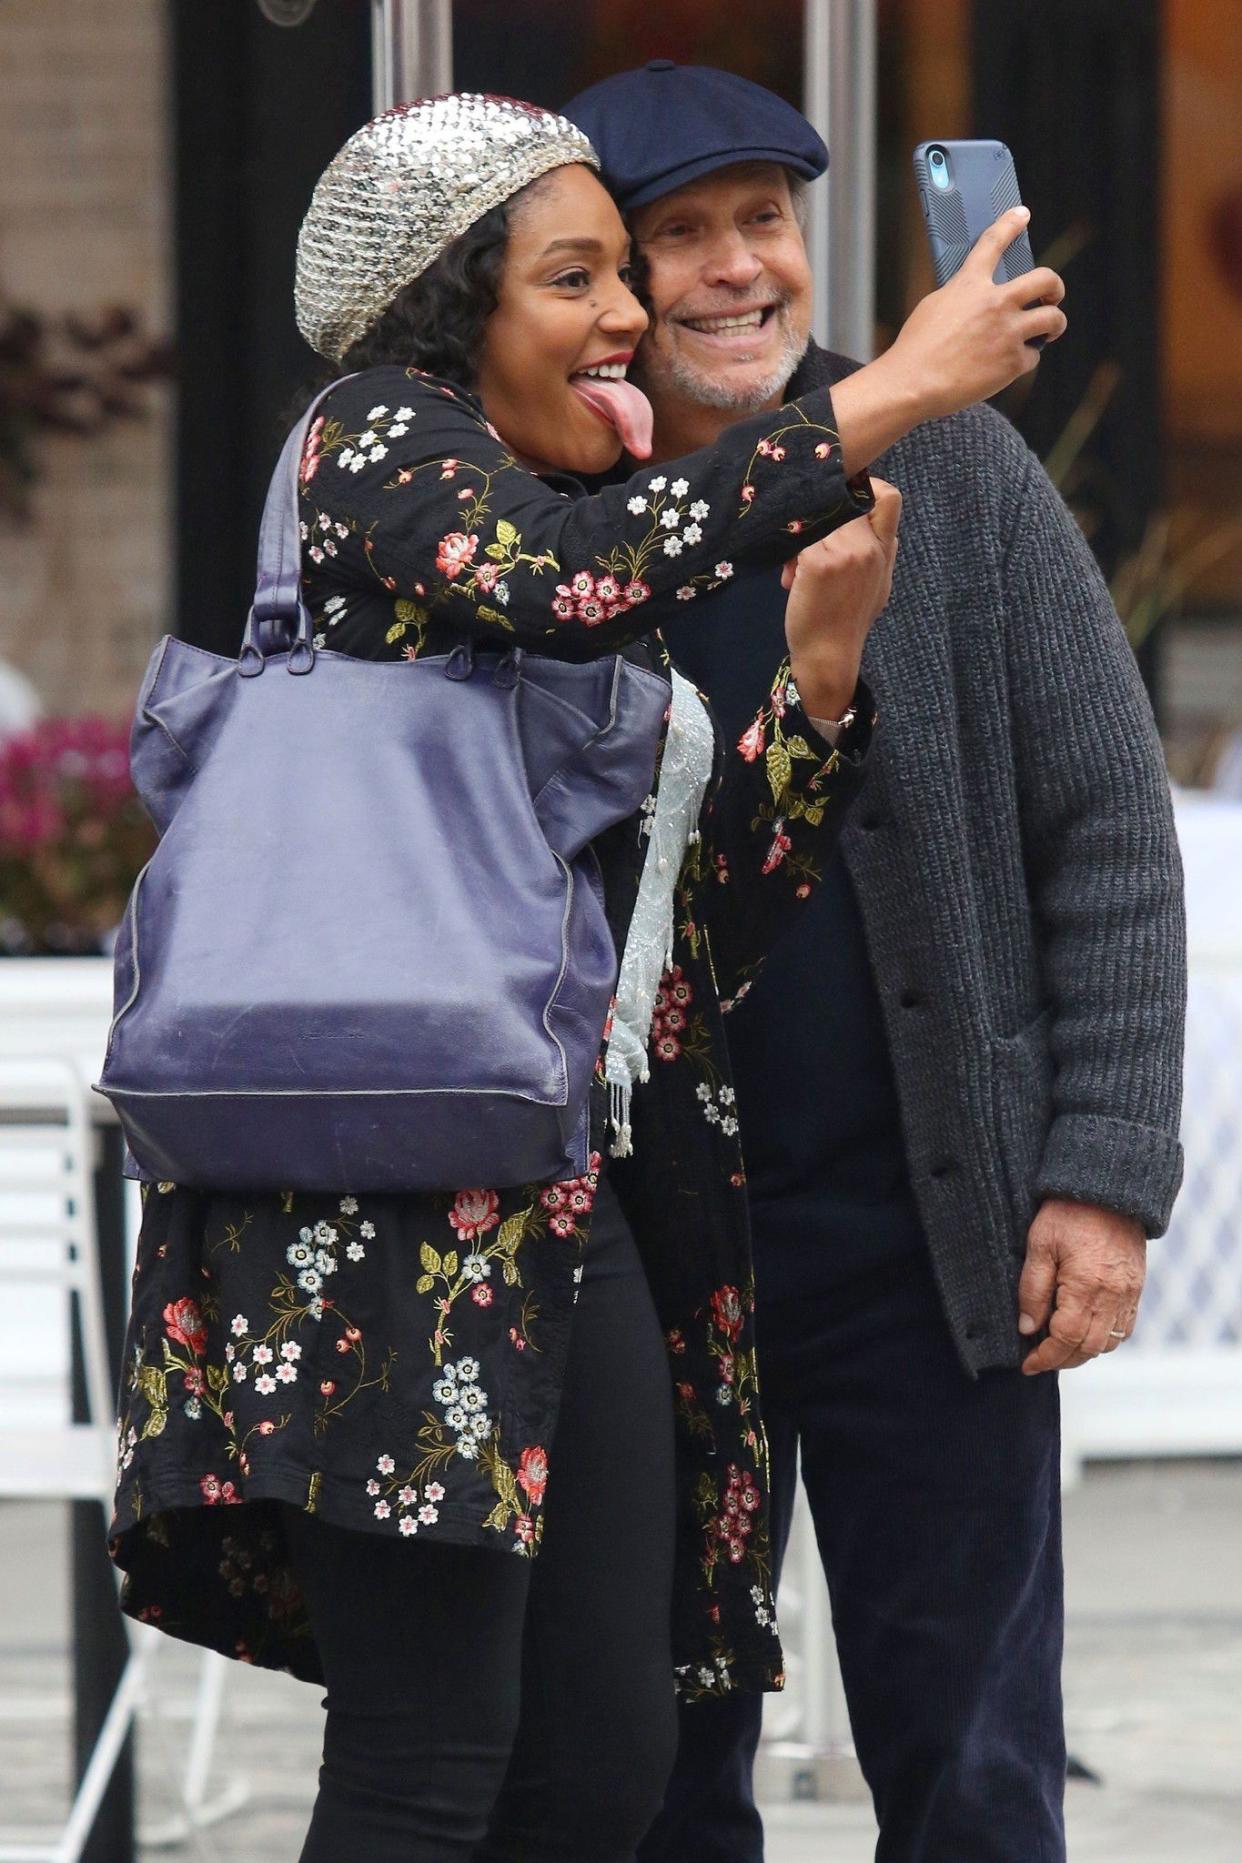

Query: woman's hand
[782,477,902,722]
[831,208,1067,474]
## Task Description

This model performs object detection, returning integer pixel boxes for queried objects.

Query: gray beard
[639,313,810,414]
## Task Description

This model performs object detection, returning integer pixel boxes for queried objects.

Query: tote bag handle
[240,375,358,677]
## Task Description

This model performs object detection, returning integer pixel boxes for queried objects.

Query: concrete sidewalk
[1,1460,1240,1860]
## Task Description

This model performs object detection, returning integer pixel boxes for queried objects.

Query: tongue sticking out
[570,375,654,460]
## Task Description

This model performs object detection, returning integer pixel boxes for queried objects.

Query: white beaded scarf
[604,669,715,1157]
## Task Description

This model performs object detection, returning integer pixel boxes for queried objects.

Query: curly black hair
[338,200,511,389]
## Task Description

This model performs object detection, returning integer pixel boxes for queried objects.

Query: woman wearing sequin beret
[109,96,1059,1861]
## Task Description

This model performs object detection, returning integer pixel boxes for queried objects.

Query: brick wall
[0,0,171,721]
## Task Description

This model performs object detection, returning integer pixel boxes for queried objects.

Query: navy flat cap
[564,62,828,212]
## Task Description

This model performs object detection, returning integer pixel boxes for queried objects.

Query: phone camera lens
[930,149,945,167]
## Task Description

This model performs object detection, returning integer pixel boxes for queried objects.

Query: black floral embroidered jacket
[109,366,874,1699]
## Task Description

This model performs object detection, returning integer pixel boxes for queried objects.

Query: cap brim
[617,146,826,212]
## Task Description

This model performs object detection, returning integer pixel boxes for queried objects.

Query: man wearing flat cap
[567,62,1186,1863]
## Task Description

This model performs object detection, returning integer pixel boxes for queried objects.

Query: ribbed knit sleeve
[1001,449,1186,1235]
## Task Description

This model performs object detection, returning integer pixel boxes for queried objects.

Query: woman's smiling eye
[553,267,592,289]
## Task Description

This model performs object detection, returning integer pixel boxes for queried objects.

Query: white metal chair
[0,1058,245,1860]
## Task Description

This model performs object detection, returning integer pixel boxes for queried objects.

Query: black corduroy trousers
[287,1177,679,1863]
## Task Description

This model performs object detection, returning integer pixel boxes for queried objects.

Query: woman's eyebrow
[537,236,606,258]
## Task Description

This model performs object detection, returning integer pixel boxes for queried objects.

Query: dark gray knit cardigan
[794,343,1186,1373]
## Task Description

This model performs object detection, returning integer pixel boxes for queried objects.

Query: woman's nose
[599,282,649,339]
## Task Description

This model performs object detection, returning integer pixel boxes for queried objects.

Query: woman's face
[476,165,653,473]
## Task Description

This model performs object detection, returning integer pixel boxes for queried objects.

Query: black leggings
[285,1177,679,1861]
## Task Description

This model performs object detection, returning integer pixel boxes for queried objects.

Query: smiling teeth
[684,310,767,333]
[577,362,628,379]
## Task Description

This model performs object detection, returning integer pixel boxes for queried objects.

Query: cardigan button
[861,814,885,832]
[899,989,922,1010]
[930,1160,956,1181]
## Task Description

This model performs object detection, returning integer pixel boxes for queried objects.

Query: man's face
[629,163,813,415]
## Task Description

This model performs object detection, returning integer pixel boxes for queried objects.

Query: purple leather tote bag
[95,387,669,1192]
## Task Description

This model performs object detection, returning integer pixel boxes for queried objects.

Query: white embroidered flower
[359,1220,376,1239]
[312,632,326,650]
[399,1515,418,1535]
[690,500,709,521]
[703,1103,721,1124]
[388,422,409,437]
[337,447,355,469]
[183,1397,201,1421]
[309,546,324,564]
[715,561,734,578]
[395,405,415,420]
[339,1196,358,1215]
[349,455,366,474]
[374,1500,391,1519]
[716,1385,734,1405]
[676,586,695,601]
[695,1083,712,1102]
[426,1482,446,1503]
[750,1585,764,1604]
[455,1357,481,1383]
[659,507,681,530]
[323,540,337,557]
[365,1478,380,1495]
[432,1378,456,1405]
[254,1373,277,1395]
[280,1341,302,1361]
[335,523,348,540]
[346,1240,366,1262]
[366,406,388,422]
[463,1253,491,1281]
[445,1405,467,1431]
[457,1438,480,1459]
[468,1413,490,1437]
[495,581,510,605]
[377,1453,396,1475]
[325,593,346,614]
[232,1362,248,1383]
[627,495,647,515]
[296,1268,322,1294]
[318,511,332,529]
[368,445,388,464]
[662,536,684,557]
[460,1384,485,1411]
[275,1362,298,1384]
[230,1314,248,1336]
[253,1344,273,1364]
[670,477,690,497]
[682,522,703,545]
[398,1485,417,1506]
[313,1222,337,1246]
[719,1086,736,1106]
[299,521,309,540]
[721,1116,739,1136]
[647,475,667,492]
[359,428,379,446]
[308,1296,325,1320]
[315,1249,337,1276]
[224,1343,235,1362]
[418,1504,440,1525]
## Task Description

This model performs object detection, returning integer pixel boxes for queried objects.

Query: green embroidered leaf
[492,1460,519,1509]
[140,1406,167,1442]
[442,1252,458,1280]
[785,735,812,758]
[484,542,508,560]
[385,621,407,643]
[206,1364,229,1394]
[765,741,792,803]
[495,518,518,547]
[502,1259,520,1286]
[495,1211,528,1254]
[476,604,514,631]
[419,1243,441,1274]
[140,1364,168,1404]
[482,1500,510,1533]
[415,1275,436,1296]
[804,805,824,827]
[394,599,425,624]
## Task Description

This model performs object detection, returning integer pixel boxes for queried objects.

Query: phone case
[913,139,1035,287]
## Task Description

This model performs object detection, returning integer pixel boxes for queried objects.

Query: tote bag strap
[240,374,358,676]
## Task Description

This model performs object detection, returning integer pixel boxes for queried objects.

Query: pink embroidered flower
[622,578,651,607]
[435,531,478,580]
[472,1284,494,1307]
[785,519,804,534]
[517,1445,549,1506]
[756,439,773,457]
[319,1380,336,1396]
[475,561,500,592]
[569,570,596,599]
[771,444,786,462]
[663,966,693,1009]
[796,882,812,899]
[547,1211,577,1239]
[667,1329,686,1355]
[662,1006,687,1035]
[718,1353,736,1384]
[653,1030,682,1063]
[183,1366,206,1397]
[514,1513,536,1545]
[509,1327,527,1351]
[714,853,731,884]
[814,441,833,460]
[448,1188,500,1242]
[439,458,460,479]
[551,588,577,620]
[737,715,767,767]
[163,1298,207,1356]
[595,575,622,607]
[299,415,324,484]
[200,1473,221,1503]
[761,826,793,875]
[711,1286,745,1343]
[740,484,755,504]
[540,1184,566,1212]
[577,596,608,626]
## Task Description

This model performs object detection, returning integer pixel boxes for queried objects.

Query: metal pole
[804,0,877,360]
[371,0,453,114]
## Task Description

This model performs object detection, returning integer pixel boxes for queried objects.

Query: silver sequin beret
[295,94,600,362]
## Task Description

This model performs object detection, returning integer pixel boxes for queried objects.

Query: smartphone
[912,139,1035,287]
